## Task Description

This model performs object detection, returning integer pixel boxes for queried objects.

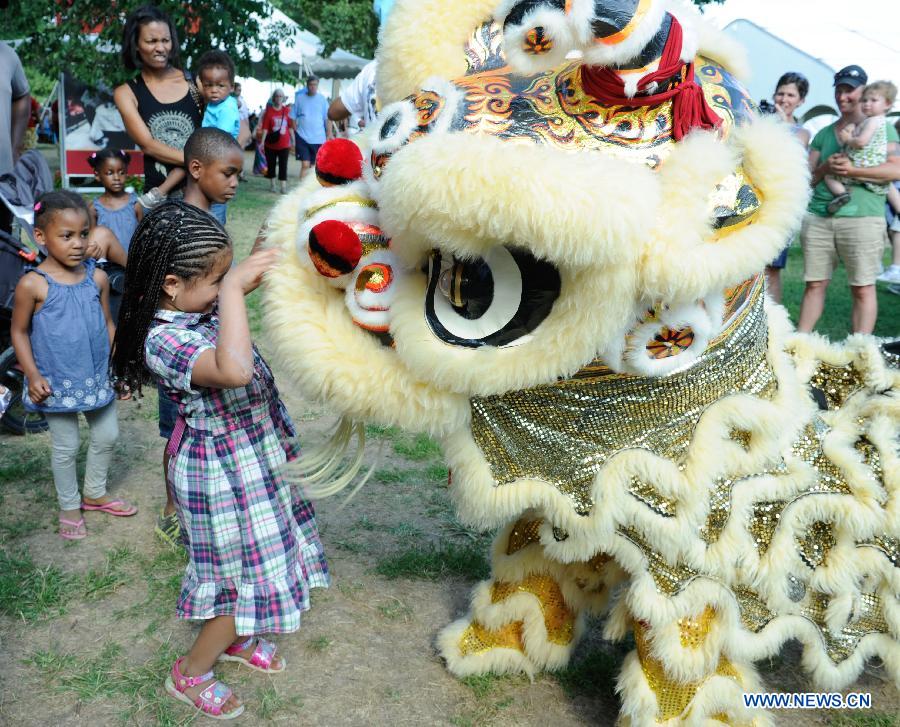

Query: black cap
[833,65,868,88]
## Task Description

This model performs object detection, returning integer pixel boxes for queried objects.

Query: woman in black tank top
[113,7,202,195]
[126,74,202,190]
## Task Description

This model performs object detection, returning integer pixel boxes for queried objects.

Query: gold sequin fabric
[678,606,717,649]
[796,521,836,569]
[808,362,865,410]
[491,575,576,645]
[471,286,773,515]
[858,535,900,567]
[800,591,890,664]
[506,518,543,555]
[458,620,525,656]
[634,619,742,721]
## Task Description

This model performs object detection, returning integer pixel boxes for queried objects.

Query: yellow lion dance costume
[264,1,900,723]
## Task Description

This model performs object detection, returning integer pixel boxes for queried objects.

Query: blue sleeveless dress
[94,193,139,252]
[24,258,114,413]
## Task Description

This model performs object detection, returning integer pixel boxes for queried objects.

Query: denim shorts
[769,244,790,270]
[158,383,178,439]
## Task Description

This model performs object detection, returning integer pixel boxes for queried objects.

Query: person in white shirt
[328,60,378,130]
[234,82,250,124]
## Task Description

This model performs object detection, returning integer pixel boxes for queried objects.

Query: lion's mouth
[424,246,561,348]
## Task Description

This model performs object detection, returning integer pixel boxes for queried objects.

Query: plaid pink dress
[145,309,329,635]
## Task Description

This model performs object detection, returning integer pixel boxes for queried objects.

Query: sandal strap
[224,636,254,656]
[249,638,277,670]
[171,657,214,690]
[197,680,234,715]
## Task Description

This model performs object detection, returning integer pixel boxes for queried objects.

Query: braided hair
[87,148,131,171]
[111,200,231,394]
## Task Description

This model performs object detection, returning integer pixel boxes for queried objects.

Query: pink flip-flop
[81,499,138,517]
[59,517,87,540]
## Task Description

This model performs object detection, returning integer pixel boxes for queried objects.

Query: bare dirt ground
[1,374,897,727]
[0,167,896,727]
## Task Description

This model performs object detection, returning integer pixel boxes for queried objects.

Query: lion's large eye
[425,247,560,348]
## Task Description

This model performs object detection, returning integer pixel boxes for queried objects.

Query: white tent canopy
[238,5,369,112]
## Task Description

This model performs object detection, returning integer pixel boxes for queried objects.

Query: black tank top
[127,72,203,190]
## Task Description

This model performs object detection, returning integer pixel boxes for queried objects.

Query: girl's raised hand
[224,247,281,295]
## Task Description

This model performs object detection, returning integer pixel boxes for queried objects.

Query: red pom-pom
[308,220,362,277]
[315,139,363,187]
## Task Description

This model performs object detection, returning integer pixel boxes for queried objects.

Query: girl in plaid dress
[112,201,328,720]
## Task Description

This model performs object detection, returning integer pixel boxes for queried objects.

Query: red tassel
[580,16,721,141]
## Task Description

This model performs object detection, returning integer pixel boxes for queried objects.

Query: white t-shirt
[340,60,378,126]
[236,95,250,121]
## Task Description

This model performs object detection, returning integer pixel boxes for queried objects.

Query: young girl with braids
[112,201,328,720]
[11,191,136,540]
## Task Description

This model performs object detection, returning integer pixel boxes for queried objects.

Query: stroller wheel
[0,346,48,435]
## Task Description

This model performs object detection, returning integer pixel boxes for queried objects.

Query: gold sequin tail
[439,514,623,677]
[616,615,773,726]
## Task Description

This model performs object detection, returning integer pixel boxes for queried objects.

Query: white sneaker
[138,187,166,210]
[876,265,900,284]
[0,385,11,418]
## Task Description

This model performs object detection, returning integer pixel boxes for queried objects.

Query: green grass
[26,640,191,725]
[461,673,508,699]
[375,541,490,581]
[0,515,42,541]
[392,432,442,461]
[0,548,76,621]
[453,674,519,727]
[306,636,333,653]
[377,596,413,621]
[365,424,403,439]
[781,245,899,341]
[0,544,144,622]
[256,683,304,720]
[0,433,53,486]
[82,545,135,600]
[113,547,187,631]
[374,467,424,484]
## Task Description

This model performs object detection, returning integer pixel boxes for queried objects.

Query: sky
[701,0,900,85]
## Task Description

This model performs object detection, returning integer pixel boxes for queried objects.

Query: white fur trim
[641,118,810,302]
[502,8,576,76]
[376,0,498,104]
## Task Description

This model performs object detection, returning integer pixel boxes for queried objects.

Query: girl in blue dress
[112,201,328,720]
[10,191,137,540]
[87,148,141,256]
